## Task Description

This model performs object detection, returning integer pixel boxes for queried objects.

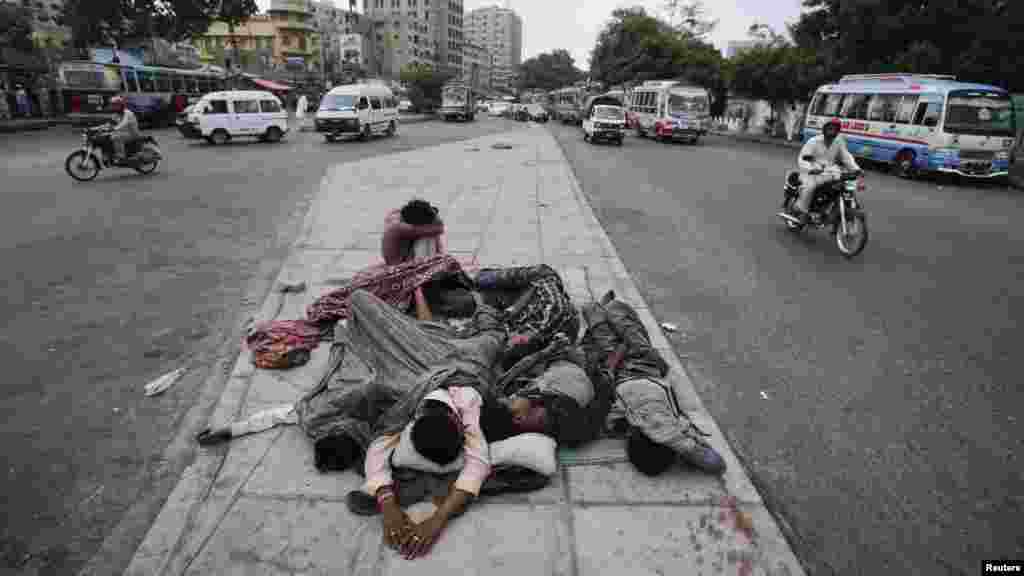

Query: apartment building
[461,40,492,93]
[466,5,521,92]
[310,0,373,78]
[364,0,463,79]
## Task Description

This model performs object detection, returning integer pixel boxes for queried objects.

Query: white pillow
[490,433,558,476]
[391,422,558,476]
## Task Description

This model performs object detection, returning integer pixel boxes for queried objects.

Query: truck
[440,81,476,122]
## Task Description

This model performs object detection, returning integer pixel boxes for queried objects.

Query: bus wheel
[894,150,916,179]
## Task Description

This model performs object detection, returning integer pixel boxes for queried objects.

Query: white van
[315,84,399,142]
[181,91,289,145]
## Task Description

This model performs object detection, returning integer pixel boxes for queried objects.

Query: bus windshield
[668,93,708,115]
[944,90,1015,137]
[594,105,624,120]
[443,87,466,103]
[319,94,356,111]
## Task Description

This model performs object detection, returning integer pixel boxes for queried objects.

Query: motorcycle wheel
[66,150,100,182]
[134,146,160,175]
[835,211,868,258]
[781,196,806,233]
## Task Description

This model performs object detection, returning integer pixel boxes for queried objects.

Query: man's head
[411,398,464,466]
[495,394,586,446]
[626,428,676,476]
[400,198,438,226]
[823,118,841,143]
[111,95,126,113]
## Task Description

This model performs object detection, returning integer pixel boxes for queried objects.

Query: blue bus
[804,74,1016,180]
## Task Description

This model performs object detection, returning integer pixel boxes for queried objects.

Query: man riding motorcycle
[108,96,140,163]
[793,117,860,225]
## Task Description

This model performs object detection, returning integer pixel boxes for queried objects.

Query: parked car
[526,104,549,123]
[398,99,413,113]
[178,91,289,145]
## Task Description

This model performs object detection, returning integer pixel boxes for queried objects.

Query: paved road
[0,117,515,575]
[550,124,1024,575]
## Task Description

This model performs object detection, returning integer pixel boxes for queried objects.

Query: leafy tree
[61,0,258,53]
[400,63,452,112]
[790,0,1021,91]
[516,49,584,91]
[589,5,727,113]
[0,3,35,54]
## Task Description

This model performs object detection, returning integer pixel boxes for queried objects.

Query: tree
[399,63,452,112]
[61,0,258,54]
[516,49,584,91]
[0,3,35,54]
[589,6,726,97]
[661,0,716,40]
[790,0,1021,91]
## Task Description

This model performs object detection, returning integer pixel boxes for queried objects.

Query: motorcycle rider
[793,117,860,224]
[108,95,140,163]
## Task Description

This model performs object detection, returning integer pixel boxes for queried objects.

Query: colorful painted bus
[552,86,587,124]
[804,74,1016,179]
[57,61,226,126]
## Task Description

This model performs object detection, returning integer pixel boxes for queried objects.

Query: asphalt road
[0,117,514,575]
[550,123,1023,575]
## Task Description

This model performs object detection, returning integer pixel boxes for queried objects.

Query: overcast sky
[256,0,806,68]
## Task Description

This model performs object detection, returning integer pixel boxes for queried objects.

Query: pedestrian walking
[0,81,10,120]
[296,93,308,124]
[15,85,30,117]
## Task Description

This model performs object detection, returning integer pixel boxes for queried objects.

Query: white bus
[628,80,710,144]
[804,74,1016,179]
[552,86,587,124]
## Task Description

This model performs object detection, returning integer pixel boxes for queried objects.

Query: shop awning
[251,78,292,91]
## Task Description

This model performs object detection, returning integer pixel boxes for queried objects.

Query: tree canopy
[0,4,36,54]
[789,0,1020,91]
[516,49,584,92]
[400,63,453,112]
[61,0,259,51]
[588,6,724,91]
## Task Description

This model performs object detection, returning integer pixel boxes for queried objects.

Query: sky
[255,0,806,69]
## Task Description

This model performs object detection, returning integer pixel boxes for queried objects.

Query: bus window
[822,93,844,116]
[842,94,871,120]
[869,94,900,122]
[137,70,155,92]
[896,95,919,124]
[810,93,828,116]
[121,69,139,93]
[914,101,943,127]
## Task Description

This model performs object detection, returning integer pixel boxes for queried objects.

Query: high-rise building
[461,40,492,93]
[364,0,463,80]
[466,5,521,92]
[310,0,372,80]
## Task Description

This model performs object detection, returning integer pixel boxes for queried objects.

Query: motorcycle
[64,126,163,182]
[778,160,869,259]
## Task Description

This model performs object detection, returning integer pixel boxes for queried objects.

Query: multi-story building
[267,0,322,73]
[466,5,521,92]
[194,0,322,78]
[461,40,491,93]
[364,0,463,80]
[310,0,373,81]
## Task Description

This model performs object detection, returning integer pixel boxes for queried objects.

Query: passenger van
[315,83,399,142]
[180,91,288,145]
[804,74,1016,179]
[629,81,710,144]
[582,93,626,145]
